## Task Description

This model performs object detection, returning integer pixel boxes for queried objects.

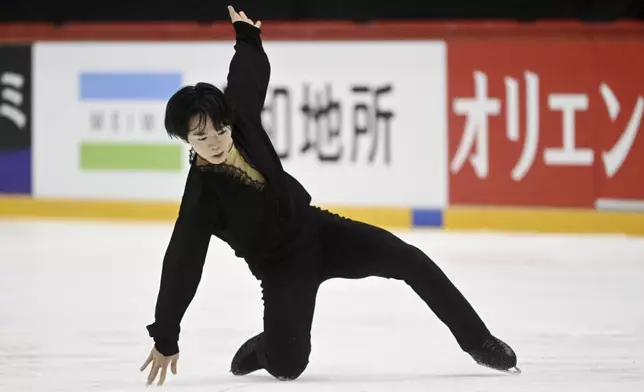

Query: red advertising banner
[448,39,644,208]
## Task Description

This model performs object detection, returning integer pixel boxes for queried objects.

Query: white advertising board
[33,40,447,207]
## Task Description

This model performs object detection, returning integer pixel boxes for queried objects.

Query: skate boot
[230,333,263,376]
[467,335,521,374]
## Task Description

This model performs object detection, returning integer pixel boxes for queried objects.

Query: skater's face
[187,115,233,165]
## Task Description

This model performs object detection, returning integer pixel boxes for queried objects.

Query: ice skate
[230,334,263,376]
[467,335,521,374]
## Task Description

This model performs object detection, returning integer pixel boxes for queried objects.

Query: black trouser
[239,208,491,380]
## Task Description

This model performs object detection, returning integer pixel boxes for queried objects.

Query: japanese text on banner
[261,82,395,165]
[448,40,644,208]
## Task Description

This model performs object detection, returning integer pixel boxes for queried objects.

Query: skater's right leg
[231,245,321,380]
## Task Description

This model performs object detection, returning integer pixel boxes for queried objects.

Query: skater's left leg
[316,209,490,352]
[314,209,518,371]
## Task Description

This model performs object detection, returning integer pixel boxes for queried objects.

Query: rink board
[2,23,644,236]
[31,41,447,210]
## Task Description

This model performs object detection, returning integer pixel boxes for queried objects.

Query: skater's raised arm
[224,6,270,127]
[146,168,212,357]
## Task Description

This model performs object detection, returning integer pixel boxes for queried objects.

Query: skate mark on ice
[296,372,507,384]
[218,384,254,392]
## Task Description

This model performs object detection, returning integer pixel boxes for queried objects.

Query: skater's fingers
[146,361,155,385]
[238,10,246,22]
[171,356,178,375]
[158,363,168,386]
[227,6,240,22]
[140,352,153,372]
[255,20,261,28]
[239,11,256,25]
[147,361,160,385]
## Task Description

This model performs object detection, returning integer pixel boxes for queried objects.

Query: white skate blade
[476,362,522,375]
[502,366,522,375]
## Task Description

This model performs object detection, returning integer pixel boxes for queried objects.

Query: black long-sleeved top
[146,22,317,356]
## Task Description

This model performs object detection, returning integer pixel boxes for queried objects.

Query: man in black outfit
[140,6,519,386]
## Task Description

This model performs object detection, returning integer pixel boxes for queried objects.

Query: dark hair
[164,82,233,142]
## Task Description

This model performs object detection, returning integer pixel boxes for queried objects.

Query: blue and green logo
[78,72,183,172]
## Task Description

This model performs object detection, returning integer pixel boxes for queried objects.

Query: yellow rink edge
[444,207,644,236]
[2,197,644,235]
[0,196,412,228]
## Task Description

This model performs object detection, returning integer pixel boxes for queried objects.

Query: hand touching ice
[140,346,179,386]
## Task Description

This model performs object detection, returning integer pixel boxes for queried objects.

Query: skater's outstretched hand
[228,5,261,28]
[140,346,179,386]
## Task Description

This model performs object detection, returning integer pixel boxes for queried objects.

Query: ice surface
[1,219,643,392]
